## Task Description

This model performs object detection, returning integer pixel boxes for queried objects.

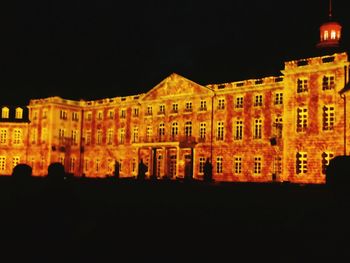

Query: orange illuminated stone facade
[1,52,349,183]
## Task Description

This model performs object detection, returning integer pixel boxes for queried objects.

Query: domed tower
[317,0,342,49]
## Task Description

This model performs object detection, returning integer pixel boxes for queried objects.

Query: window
[323,105,335,131]
[199,157,205,174]
[31,128,38,144]
[97,129,103,145]
[146,126,153,141]
[15,107,23,119]
[133,108,139,117]
[108,110,114,119]
[41,128,47,143]
[69,157,76,173]
[84,158,89,172]
[95,159,100,172]
[71,130,78,145]
[172,103,178,113]
[218,98,225,110]
[159,105,165,115]
[235,96,244,109]
[97,111,103,120]
[322,75,335,90]
[184,121,192,137]
[296,107,308,132]
[107,129,114,145]
[13,129,22,145]
[171,122,178,137]
[132,127,139,143]
[107,159,113,174]
[216,156,223,174]
[43,109,48,119]
[200,100,207,111]
[1,107,9,119]
[254,157,262,175]
[199,122,206,141]
[274,116,283,138]
[146,106,153,116]
[297,78,308,93]
[0,129,7,144]
[59,155,65,166]
[12,156,20,168]
[72,112,79,121]
[274,93,283,105]
[254,95,263,107]
[324,30,329,40]
[158,123,165,139]
[86,112,92,121]
[59,128,65,143]
[274,156,282,175]
[120,109,126,119]
[253,118,262,139]
[296,152,307,174]
[185,102,192,112]
[322,151,334,174]
[234,120,243,140]
[119,128,125,144]
[132,159,136,173]
[234,157,242,174]
[217,121,224,141]
[85,130,91,145]
[331,30,336,39]
[59,110,67,120]
[0,156,6,171]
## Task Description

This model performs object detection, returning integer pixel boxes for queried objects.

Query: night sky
[2,0,350,105]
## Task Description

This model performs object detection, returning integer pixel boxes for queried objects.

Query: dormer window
[15,107,23,119]
[1,107,9,119]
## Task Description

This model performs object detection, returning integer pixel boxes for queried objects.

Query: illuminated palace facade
[0,51,349,184]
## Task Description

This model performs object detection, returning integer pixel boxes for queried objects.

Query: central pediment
[141,73,212,101]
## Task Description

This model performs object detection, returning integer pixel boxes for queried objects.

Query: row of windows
[1,107,23,119]
[296,105,335,132]
[296,151,334,174]
[0,128,23,145]
[297,75,335,93]
[0,156,21,171]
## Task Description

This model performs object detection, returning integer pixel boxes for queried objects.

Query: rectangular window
[296,152,307,174]
[43,109,48,119]
[0,156,6,171]
[158,123,165,139]
[69,157,76,173]
[107,129,114,145]
[86,112,92,121]
[218,98,225,110]
[146,106,153,116]
[41,128,47,143]
[108,110,114,119]
[13,129,22,145]
[132,127,139,143]
[235,96,244,109]
[199,122,206,141]
[120,109,126,119]
[217,121,224,141]
[200,100,207,111]
[216,156,223,174]
[97,111,103,120]
[322,75,335,90]
[59,110,67,120]
[253,118,262,139]
[234,120,243,140]
[15,108,23,119]
[254,157,262,175]
[31,128,38,144]
[119,128,125,144]
[85,130,91,145]
[59,128,65,143]
[72,112,79,121]
[297,78,308,93]
[199,157,205,174]
[97,129,103,145]
[172,103,178,113]
[132,159,136,173]
[273,116,283,139]
[185,121,192,137]
[2,107,9,118]
[71,130,78,145]
[133,108,139,117]
[185,102,192,112]
[12,156,20,168]
[84,158,89,172]
[171,122,178,137]
[95,159,100,172]
[0,129,7,144]
[322,151,334,174]
[274,92,283,105]
[234,157,242,174]
[159,105,165,115]
[297,107,308,132]
[146,126,153,141]
[254,95,263,107]
[323,105,335,131]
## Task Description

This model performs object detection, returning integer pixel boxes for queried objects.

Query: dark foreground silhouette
[1,159,350,262]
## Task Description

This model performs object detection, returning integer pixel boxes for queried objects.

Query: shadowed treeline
[0,159,350,262]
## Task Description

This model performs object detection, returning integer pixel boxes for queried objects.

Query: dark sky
[2,0,350,105]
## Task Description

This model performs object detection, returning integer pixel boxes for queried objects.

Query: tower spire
[329,0,332,19]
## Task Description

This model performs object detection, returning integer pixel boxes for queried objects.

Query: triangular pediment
[141,73,212,101]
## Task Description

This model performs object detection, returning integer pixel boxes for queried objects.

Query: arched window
[324,30,329,40]
[1,107,9,119]
[331,30,336,39]
[15,107,23,119]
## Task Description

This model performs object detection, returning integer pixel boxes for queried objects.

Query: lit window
[120,109,126,119]
[0,156,6,171]
[199,122,206,141]
[71,130,78,145]
[95,159,100,172]
[216,156,223,174]
[331,30,336,39]
[172,103,178,113]
[254,95,263,107]
[171,122,178,137]
[199,157,205,174]
[159,105,165,115]
[31,128,38,144]
[107,129,114,145]
[108,109,114,119]
[296,107,308,132]
[59,110,67,120]
[84,158,89,172]
[185,121,192,137]
[159,123,165,139]
[119,128,125,144]
[86,112,92,121]
[12,156,20,168]
[97,111,103,120]
[323,105,335,131]
[132,127,139,143]
[133,108,139,117]
[217,121,224,141]
[0,129,8,144]
[200,100,207,111]
[69,157,76,173]
[97,129,103,145]
[253,118,262,139]
[296,152,307,174]
[254,157,262,175]
[1,107,9,119]
[185,102,192,112]
[41,128,47,143]
[235,96,244,109]
[146,106,153,116]
[146,126,152,142]
[234,157,242,174]
[322,151,334,174]
[85,130,91,145]
[324,30,329,40]
[234,120,243,140]
[322,75,335,90]
[297,78,308,93]
[13,129,22,145]
[218,98,225,110]
[273,116,283,139]
[15,107,23,119]
[72,112,79,121]
[59,128,65,143]
[274,93,283,105]
[59,155,65,166]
